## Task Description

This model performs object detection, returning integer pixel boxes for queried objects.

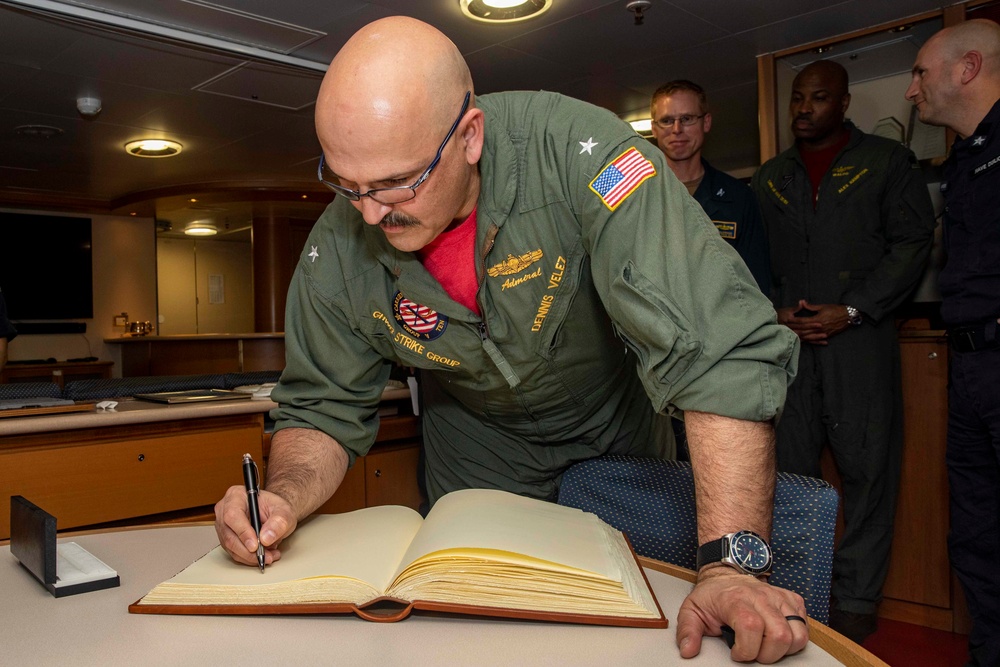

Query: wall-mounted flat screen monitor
[0,212,94,320]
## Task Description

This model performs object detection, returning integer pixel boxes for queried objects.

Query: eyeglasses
[317,91,471,205]
[653,114,705,129]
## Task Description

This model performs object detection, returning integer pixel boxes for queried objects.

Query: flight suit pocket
[609,260,701,397]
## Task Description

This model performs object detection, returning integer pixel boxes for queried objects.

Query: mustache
[379,211,421,229]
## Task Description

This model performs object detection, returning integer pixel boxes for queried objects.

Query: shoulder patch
[589,147,656,211]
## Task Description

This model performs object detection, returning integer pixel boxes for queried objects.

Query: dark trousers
[776,321,903,615]
[947,347,1000,667]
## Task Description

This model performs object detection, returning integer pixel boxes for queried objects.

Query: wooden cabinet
[0,412,264,540]
[1,360,113,388]
[313,415,425,515]
[881,334,955,630]
[106,334,285,376]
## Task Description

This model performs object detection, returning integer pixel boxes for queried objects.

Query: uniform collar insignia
[579,137,598,155]
[716,188,725,197]
[308,246,319,262]
[973,135,987,147]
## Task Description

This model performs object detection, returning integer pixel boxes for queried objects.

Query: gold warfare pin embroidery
[487,250,544,277]
[487,250,545,291]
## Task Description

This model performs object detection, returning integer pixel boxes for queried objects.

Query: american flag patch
[589,147,656,211]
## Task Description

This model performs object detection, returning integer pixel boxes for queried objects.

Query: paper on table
[163,506,423,596]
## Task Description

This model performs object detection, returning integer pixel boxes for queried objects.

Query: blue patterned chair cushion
[62,374,228,400]
[0,382,63,401]
[557,456,838,623]
[223,370,282,389]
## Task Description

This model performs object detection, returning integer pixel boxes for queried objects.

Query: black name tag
[971,153,1000,178]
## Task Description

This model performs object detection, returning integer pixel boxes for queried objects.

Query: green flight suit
[752,123,935,615]
[273,91,799,505]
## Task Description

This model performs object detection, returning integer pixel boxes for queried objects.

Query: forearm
[265,426,349,520]
[685,410,776,543]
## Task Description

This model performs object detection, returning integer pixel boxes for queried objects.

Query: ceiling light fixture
[629,119,653,136]
[460,0,552,23]
[184,221,217,236]
[124,139,183,158]
[15,124,64,139]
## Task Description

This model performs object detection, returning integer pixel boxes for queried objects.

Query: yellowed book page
[165,505,423,594]
[391,489,620,583]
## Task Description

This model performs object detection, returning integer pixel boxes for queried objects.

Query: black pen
[241,453,266,573]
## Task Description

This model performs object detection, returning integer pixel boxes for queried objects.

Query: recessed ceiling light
[184,221,217,236]
[460,0,552,23]
[15,124,64,139]
[125,139,183,158]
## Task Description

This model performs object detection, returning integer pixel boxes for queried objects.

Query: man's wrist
[697,562,770,583]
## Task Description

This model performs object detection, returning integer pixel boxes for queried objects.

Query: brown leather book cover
[128,490,668,629]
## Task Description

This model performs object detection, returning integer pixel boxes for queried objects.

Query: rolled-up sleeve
[580,141,799,422]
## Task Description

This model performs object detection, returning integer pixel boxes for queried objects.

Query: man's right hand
[214,485,298,567]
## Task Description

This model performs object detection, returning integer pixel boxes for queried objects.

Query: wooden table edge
[637,557,890,667]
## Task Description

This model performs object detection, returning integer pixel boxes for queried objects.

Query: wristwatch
[845,305,863,326]
[696,530,773,577]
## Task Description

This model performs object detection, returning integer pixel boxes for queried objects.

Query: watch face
[731,531,771,574]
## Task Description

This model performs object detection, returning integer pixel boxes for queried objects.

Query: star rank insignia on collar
[579,137,598,155]
[716,188,725,197]
[308,246,319,262]
[973,135,987,146]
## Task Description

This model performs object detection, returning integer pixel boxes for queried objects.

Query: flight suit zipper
[476,223,521,389]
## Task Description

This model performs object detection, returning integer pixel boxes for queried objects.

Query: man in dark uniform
[753,60,935,643]
[907,20,1000,666]
[651,80,771,293]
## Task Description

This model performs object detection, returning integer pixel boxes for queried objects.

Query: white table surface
[0,525,857,666]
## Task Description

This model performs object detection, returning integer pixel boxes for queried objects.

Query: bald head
[316,17,473,159]
[794,60,849,98]
[313,17,485,253]
[929,19,1000,75]
[907,19,1000,137]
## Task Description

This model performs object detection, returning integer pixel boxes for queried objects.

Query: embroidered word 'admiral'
[393,292,448,341]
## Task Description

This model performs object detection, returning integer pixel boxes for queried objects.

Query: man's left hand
[676,568,809,663]
[790,300,852,345]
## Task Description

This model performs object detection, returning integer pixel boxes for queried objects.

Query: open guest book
[129,488,667,628]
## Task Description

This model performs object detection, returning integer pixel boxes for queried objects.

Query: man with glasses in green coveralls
[215,17,808,663]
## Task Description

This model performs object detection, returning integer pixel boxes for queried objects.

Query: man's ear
[702,112,713,134]
[960,50,983,84]
[460,107,485,165]
[841,92,852,115]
